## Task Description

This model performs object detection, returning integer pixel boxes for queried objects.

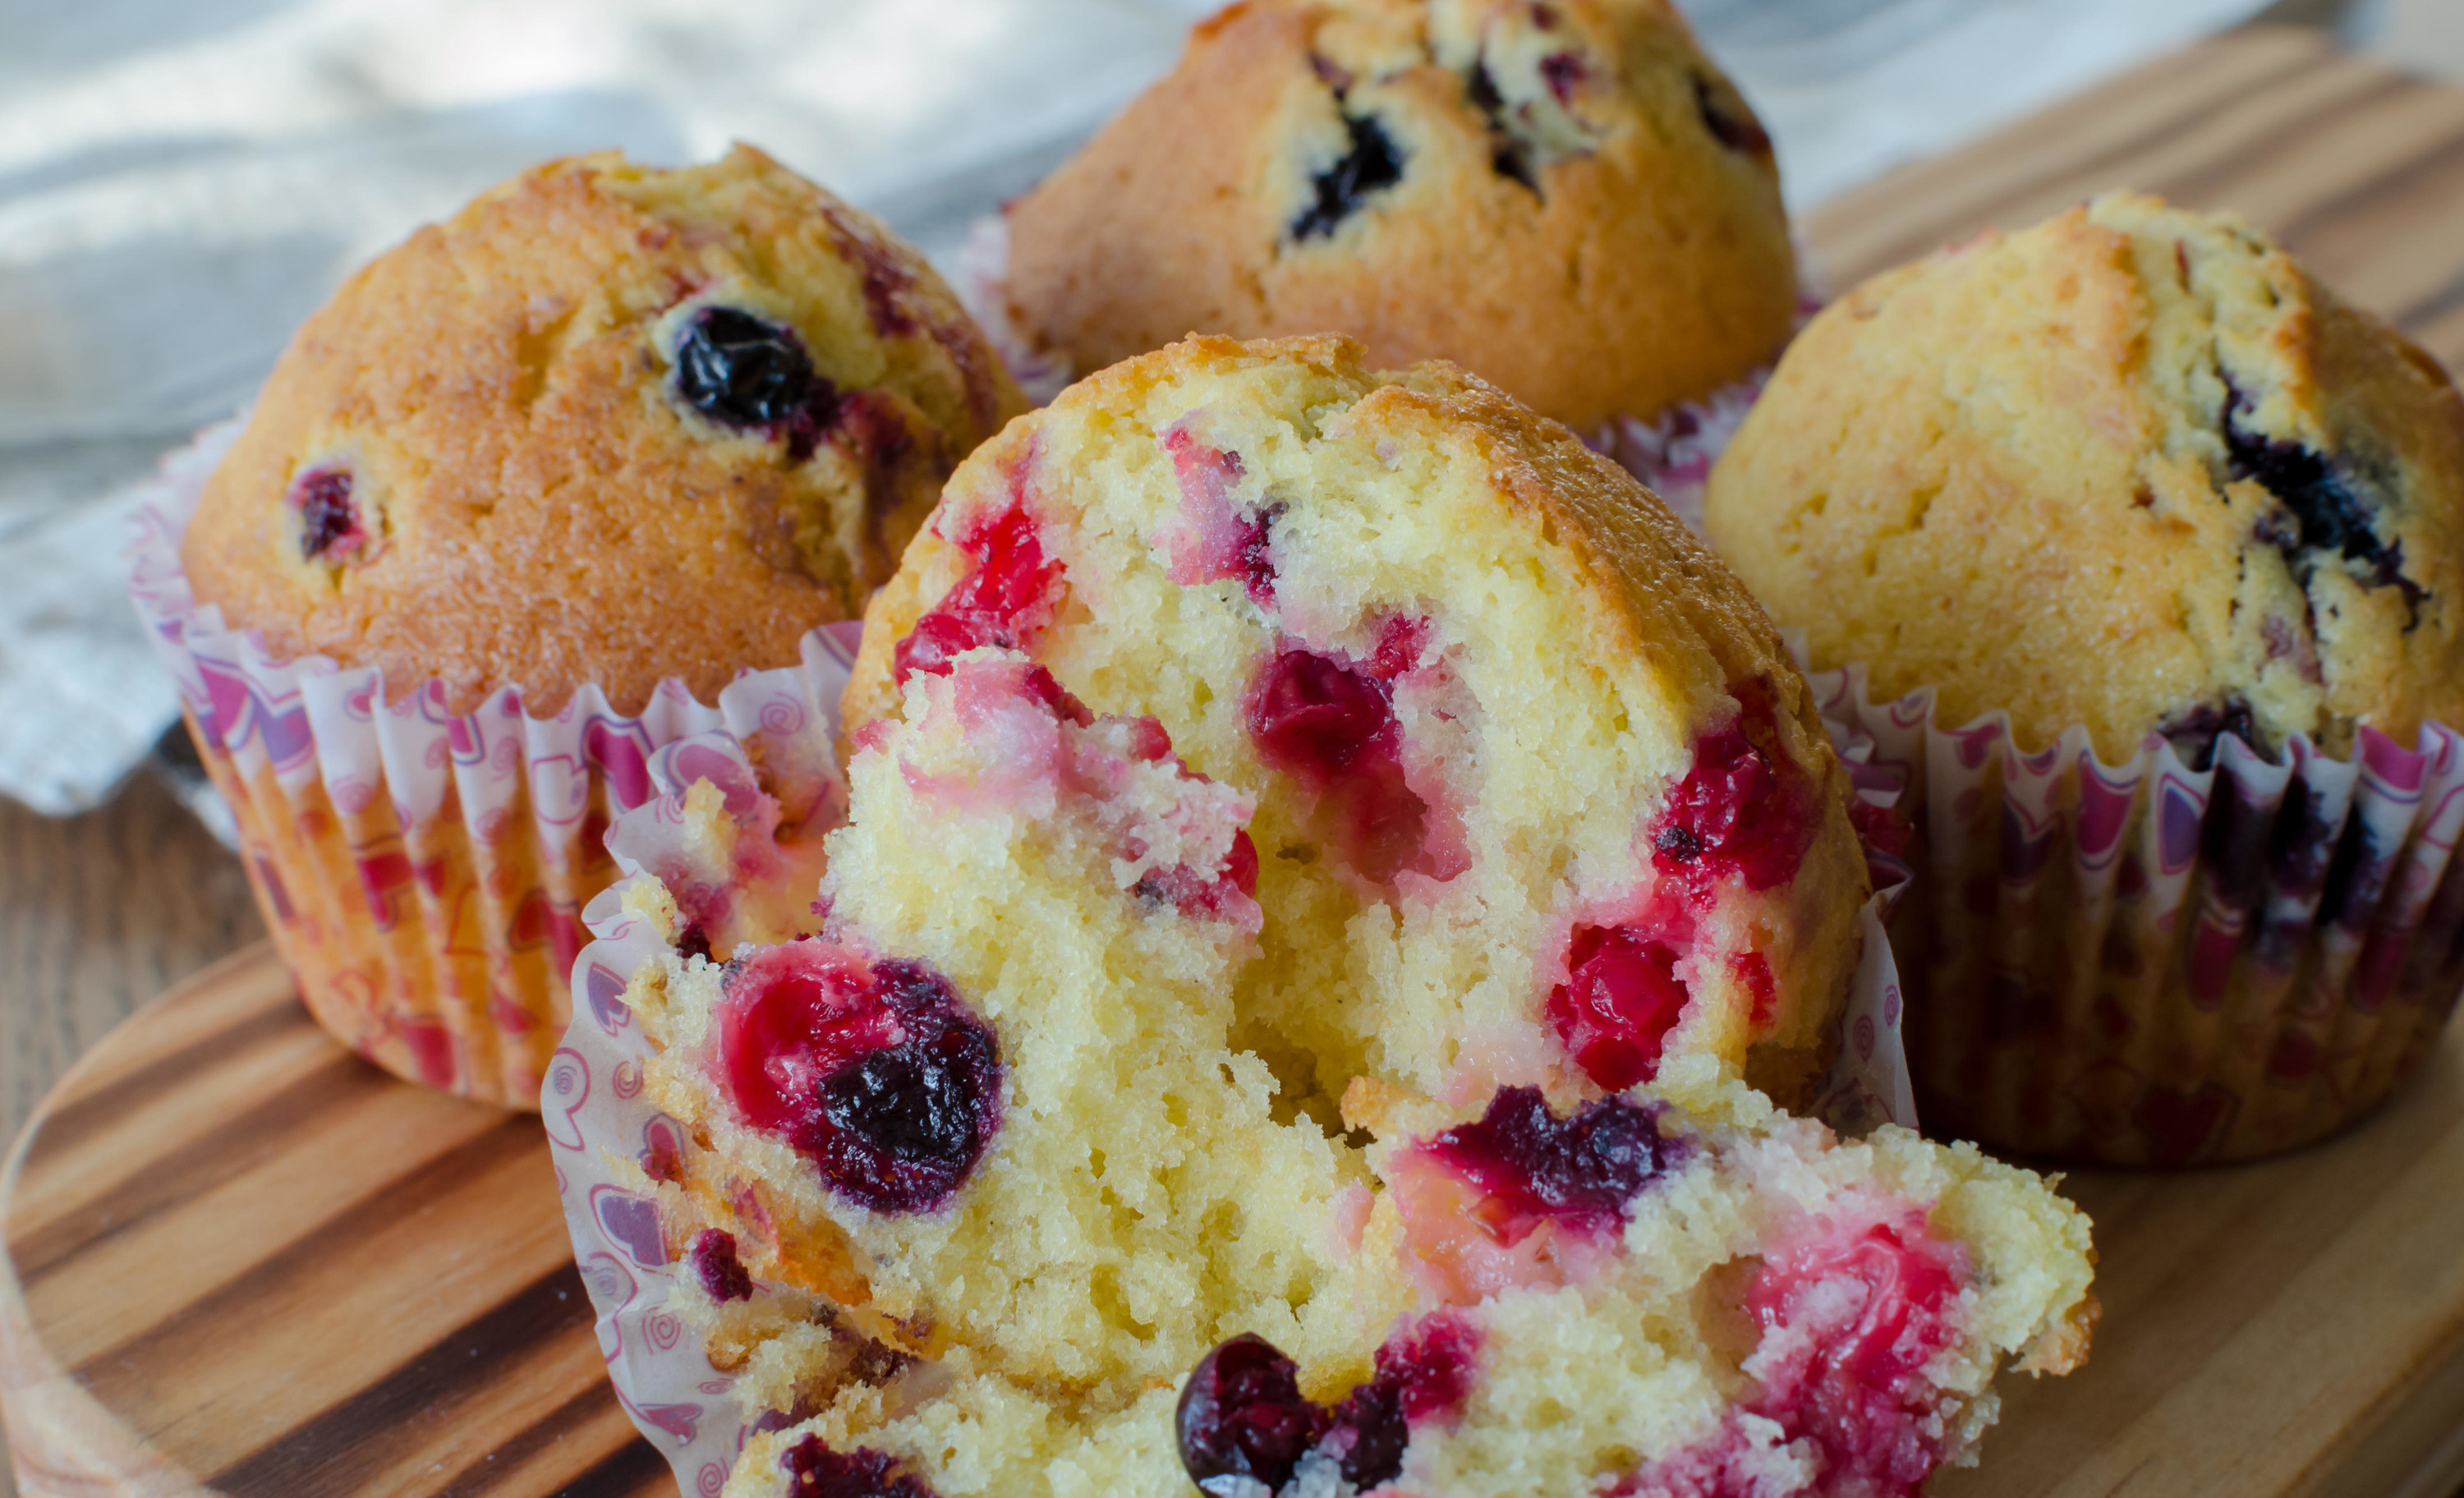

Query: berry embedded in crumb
[1548,922,1691,1091]
[1177,1319,1480,1496]
[715,944,1004,1214]
[1176,1332,1330,1496]
[2158,697,2259,770]
[1290,112,1407,242]
[1243,644,1440,884]
[674,306,835,433]
[2222,381,2416,610]
[687,1227,754,1303]
[1540,51,1587,104]
[1133,829,1262,919]
[290,467,368,563]
[1465,64,1539,192]
[1326,1313,1483,1487]
[1650,682,1818,898]
[779,1436,939,1497]
[1423,1087,1684,1243]
[1158,426,1281,604]
[1741,1219,1970,1491]
[893,502,1067,684]
[678,921,715,963]
[1367,613,1430,682]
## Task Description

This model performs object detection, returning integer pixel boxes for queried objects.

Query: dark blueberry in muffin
[2222,387,2422,618]
[1693,73,1771,155]
[719,949,1004,1214]
[1465,64,1539,191]
[1423,1087,1684,1236]
[2158,697,2259,769]
[1291,113,1406,241]
[778,1436,938,1497]
[1176,1332,1327,1495]
[675,306,820,429]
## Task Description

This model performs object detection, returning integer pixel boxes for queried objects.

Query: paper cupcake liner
[124,420,860,1109]
[550,694,1919,1489]
[1812,663,2464,1166]
[952,215,1073,407]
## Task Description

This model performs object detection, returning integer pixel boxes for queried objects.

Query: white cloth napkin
[0,0,2267,815]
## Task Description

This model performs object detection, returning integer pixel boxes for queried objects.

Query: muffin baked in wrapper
[126,422,858,1108]
[1813,663,2464,1166]
[957,213,1810,514]
[547,684,1923,1491]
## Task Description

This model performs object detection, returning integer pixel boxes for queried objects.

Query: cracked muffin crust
[1703,191,2464,763]
[1000,0,1797,434]
[182,145,1025,715]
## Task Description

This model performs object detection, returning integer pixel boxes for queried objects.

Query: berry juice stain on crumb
[779,1436,939,1497]
[893,500,1067,684]
[1649,680,1820,901]
[1243,636,1460,886]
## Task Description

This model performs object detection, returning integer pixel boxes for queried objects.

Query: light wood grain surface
[0,947,665,1497]
[0,774,261,1144]
[7,17,2464,1498]
[7,905,2464,1498]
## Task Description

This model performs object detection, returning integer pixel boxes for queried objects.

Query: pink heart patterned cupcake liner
[1813,661,2464,1165]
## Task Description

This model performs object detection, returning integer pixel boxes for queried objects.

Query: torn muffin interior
[596,339,2092,1497]
[612,685,2091,1495]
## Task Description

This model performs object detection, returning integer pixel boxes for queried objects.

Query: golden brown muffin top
[1003,0,1795,434]
[1707,191,2464,760]
[182,145,1025,716]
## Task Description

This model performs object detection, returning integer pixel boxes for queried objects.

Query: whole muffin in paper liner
[1705,191,2464,1164]
[1706,190,2464,763]
[570,651,2091,1498]
[131,146,1023,1107]
[994,0,1796,436]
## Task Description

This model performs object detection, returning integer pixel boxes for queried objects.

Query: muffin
[595,643,2094,1498]
[996,0,1797,435]
[1703,191,2464,1162]
[184,145,1022,715]
[844,333,1871,1108]
[149,145,1026,1105]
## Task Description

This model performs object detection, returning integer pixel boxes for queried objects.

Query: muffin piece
[1001,0,1796,434]
[1703,190,2464,762]
[610,648,2094,1498]
[844,334,1869,1110]
[182,145,1025,715]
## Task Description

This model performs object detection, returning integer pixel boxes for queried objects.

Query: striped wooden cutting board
[0,945,667,1496]
[8,22,2464,1498]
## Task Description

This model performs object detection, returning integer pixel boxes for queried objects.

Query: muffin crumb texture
[1705,190,2464,761]
[1004,0,1797,433]
[609,338,2092,1496]
[182,145,1024,716]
